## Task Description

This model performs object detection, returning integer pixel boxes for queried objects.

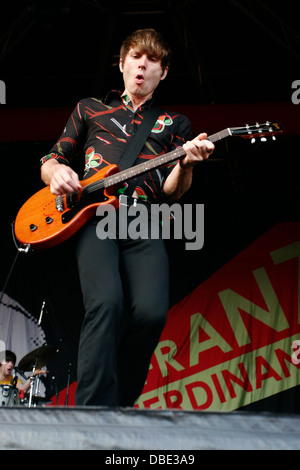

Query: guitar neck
[103,128,232,189]
[85,120,282,192]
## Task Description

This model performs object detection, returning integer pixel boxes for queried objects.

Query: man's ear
[161,67,169,81]
[119,58,123,73]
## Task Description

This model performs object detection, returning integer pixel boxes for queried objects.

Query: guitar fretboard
[104,148,185,189]
[102,128,232,190]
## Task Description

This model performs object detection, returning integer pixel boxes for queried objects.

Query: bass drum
[0,385,20,407]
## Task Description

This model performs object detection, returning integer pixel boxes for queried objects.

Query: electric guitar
[14,121,282,250]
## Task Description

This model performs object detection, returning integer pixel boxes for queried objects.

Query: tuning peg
[260,137,267,142]
[251,138,256,144]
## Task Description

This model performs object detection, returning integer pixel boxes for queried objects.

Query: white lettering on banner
[136,236,300,411]
[154,263,292,376]
[190,313,232,367]
[154,340,185,377]
[218,267,289,348]
[137,336,300,411]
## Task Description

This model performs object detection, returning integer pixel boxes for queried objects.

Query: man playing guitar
[39,28,214,407]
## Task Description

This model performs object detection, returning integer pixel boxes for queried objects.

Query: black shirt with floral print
[41,91,192,203]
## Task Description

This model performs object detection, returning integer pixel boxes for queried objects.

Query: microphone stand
[38,300,46,326]
[51,376,59,405]
[64,364,72,407]
[14,366,27,382]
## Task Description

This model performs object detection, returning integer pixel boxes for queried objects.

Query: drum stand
[28,363,38,408]
[18,343,58,407]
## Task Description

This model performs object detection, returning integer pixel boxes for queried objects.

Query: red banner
[136,222,300,410]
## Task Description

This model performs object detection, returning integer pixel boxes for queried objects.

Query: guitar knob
[30,224,37,232]
[45,217,53,224]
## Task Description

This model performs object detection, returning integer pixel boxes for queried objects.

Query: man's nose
[138,55,148,69]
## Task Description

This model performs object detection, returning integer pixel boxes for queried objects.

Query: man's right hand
[41,159,82,195]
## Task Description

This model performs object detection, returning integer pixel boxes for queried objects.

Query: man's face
[0,359,14,377]
[120,47,168,102]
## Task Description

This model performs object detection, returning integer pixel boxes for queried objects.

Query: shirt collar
[103,90,154,112]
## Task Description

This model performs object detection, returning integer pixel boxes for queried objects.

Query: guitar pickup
[66,192,79,209]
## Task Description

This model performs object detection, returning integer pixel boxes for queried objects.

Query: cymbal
[18,344,58,372]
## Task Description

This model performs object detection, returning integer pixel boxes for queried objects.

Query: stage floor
[1,407,300,450]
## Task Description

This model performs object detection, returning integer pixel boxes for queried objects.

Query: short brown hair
[120,28,172,71]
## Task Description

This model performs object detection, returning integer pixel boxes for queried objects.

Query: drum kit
[0,344,58,408]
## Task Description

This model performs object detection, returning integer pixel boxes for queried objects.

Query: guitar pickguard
[61,188,109,224]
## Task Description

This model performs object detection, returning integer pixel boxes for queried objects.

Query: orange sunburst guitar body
[14,164,120,250]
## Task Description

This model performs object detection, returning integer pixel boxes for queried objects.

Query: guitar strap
[118,106,161,171]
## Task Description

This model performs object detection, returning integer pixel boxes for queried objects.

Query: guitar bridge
[55,195,64,212]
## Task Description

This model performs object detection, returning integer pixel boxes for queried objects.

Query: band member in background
[0,350,42,393]
[40,29,214,407]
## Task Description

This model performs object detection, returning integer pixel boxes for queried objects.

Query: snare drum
[0,384,20,406]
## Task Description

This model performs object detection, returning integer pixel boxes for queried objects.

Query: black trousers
[74,206,169,407]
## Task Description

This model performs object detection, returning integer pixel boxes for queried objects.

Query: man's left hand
[181,132,214,168]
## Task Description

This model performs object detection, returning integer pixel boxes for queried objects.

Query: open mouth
[135,74,144,84]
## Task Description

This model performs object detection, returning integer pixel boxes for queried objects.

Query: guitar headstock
[230,121,283,143]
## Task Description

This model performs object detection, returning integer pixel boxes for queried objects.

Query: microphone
[14,366,28,381]
[10,376,18,387]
